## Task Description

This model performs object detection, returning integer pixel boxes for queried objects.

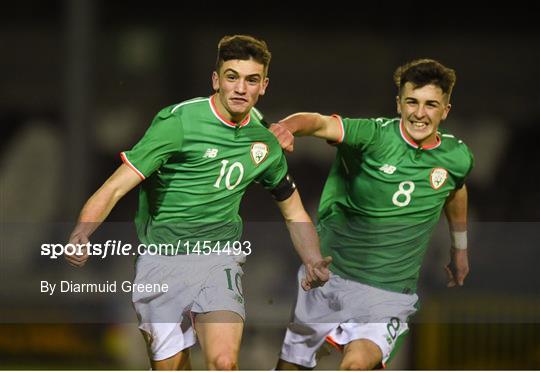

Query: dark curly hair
[216,35,271,76]
[394,59,456,97]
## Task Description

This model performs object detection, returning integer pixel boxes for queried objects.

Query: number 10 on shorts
[224,268,244,298]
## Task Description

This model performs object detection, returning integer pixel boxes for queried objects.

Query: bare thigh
[151,348,192,370]
[194,310,244,370]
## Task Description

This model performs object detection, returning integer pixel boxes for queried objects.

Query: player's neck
[212,94,248,125]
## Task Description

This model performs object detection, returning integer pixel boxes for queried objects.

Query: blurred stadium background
[1,1,539,369]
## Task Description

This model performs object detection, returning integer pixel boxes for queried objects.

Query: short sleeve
[340,117,378,150]
[454,145,474,189]
[121,115,184,179]
[258,151,289,189]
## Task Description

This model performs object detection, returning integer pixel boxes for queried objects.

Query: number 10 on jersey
[214,160,245,190]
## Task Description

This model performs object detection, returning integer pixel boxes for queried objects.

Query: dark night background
[1,1,539,369]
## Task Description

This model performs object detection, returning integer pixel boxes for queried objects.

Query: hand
[65,233,90,268]
[269,123,295,152]
[445,247,469,287]
[301,256,332,291]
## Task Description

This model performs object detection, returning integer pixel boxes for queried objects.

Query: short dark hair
[394,59,456,97]
[215,35,272,75]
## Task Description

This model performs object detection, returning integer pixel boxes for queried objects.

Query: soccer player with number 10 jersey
[65,35,331,370]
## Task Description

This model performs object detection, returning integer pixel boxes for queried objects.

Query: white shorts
[132,253,246,361]
[280,266,418,368]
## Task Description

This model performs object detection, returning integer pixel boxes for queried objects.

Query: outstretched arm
[444,185,469,287]
[270,113,343,152]
[275,189,332,290]
[66,164,142,267]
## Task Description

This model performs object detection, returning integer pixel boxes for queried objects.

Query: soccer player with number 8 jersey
[271,59,474,370]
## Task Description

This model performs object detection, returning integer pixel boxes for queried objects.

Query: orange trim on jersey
[209,94,251,128]
[325,335,344,352]
[421,135,441,150]
[325,114,345,146]
[331,114,345,144]
[399,119,441,150]
[120,152,145,180]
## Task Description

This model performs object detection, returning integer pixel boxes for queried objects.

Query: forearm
[70,186,123,239]
[445,185,468,233]
[276,190,324,265]
[70,164,140,240]
[284,207,332,291]
[279,112,335,139]
[279,113,321,135]
[285,216,323,267]
[445,185,469,284]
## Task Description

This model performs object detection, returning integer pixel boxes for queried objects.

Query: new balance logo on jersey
[250,142,268,166]
[379,164,397,174]
[430,167,448,189]
[203,148,218,158]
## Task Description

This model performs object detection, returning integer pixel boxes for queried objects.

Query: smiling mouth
[410,121,428,129]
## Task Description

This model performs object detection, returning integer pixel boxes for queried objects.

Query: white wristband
[450,231,468,250]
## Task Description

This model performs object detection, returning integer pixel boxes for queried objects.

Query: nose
[413,104,426,119]
[235,79,247,94]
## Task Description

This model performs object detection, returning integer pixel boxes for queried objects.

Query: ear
[442,103,452,120]
[212,71,219,92]
[396,95,401,114]
[259,77,270,96]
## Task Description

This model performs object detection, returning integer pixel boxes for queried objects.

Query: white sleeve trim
[120,152,145,180]
[331,114,345,143]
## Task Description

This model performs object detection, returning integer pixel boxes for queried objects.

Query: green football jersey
[318,117,474,294]
[121,96,287,253]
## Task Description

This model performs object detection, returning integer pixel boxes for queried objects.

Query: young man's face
[212,58,269,122]
[397,82,451,147]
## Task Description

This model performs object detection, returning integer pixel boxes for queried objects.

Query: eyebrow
[405,97,441,105]
[223,68,262,79]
